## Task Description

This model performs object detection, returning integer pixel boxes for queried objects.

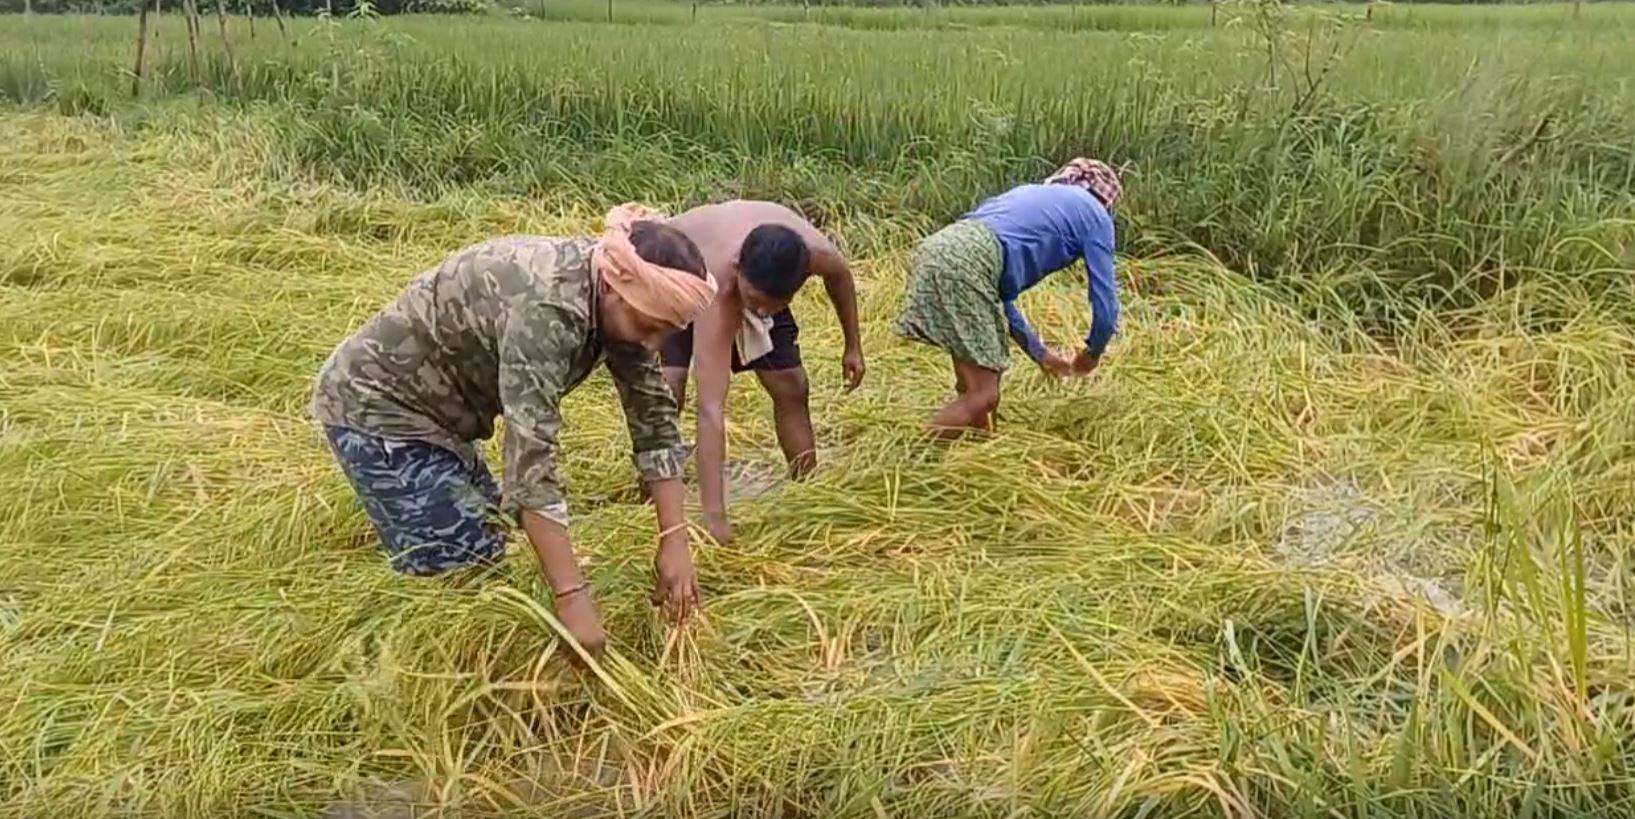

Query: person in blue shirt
[895,157,1123,438]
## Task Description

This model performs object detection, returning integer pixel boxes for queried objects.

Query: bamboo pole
[183,0,201,80]
[270,0,289,43]
[132,0,152,97]
[214,0,238,85]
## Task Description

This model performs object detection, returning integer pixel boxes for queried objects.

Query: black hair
[629,221,708,279]
[738,224,810,300]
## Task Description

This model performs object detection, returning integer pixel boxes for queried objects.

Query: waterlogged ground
[3,110,1634,817]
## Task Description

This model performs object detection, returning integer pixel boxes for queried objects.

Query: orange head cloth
[592,204,718,329]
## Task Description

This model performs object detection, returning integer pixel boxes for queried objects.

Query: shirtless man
[662,200,865,545]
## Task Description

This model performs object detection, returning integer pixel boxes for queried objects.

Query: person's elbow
[813,249,850,282]
[818,261,847,287]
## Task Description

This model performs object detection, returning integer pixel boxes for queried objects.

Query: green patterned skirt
[894,219,1009,372]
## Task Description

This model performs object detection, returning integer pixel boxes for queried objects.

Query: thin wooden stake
[214,0,239,85]
[132,0,152,97]
[270,0,289,43]
[183,0,201,79]
[246,0,256,40]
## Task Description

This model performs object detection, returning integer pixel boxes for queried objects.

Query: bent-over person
[661,200,865,545]
[310,206,715,657]
[896,158,1123,438]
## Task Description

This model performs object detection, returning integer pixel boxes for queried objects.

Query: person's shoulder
[677,200,830,247]
[743,200,832,246]
[1087,195,1114,233]
[671,200,744,221]
[702,198,784,212]
[979,182,1051,209]
[1007,182,1057,197]
[476,235,595,301]
[487,235,593,271]
[676,199,799,222]
[484,234,593,254]
[665,203,721,235]
[1051,186,1112,229]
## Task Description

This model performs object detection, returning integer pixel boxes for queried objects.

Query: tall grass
[3,9,1633,322]
[513,0,1635,34]
[2,102,1634,817]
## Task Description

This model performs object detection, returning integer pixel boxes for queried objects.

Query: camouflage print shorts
[323,425,508,576]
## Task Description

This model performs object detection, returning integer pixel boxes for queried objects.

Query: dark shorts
[323,425,507,576]
[660,307,802,373]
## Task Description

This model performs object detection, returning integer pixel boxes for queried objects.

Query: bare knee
[762,368,810,409]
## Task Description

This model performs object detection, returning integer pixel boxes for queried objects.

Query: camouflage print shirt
[310,236,689,527]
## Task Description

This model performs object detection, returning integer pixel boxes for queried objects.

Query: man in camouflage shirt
[311,218,714,657]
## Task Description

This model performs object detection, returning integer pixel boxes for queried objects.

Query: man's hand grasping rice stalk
[309,207,715,658]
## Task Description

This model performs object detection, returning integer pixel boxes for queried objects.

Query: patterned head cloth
[1044,158,1123,209]
[593,204,718,328]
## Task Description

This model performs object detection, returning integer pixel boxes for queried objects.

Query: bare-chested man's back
[661,200,865,545]
[668,201,840,282]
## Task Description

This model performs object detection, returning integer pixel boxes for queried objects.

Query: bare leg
[755,366,817,478]
[927,358,1000,441]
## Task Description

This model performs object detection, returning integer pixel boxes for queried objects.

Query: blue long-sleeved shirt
[965,183,1119,362]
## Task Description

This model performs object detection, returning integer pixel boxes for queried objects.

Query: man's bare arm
[692,306,739,543]
[523,511,585,593]
[812,249,866,390]
[812,251,861,348]
[521,511,606,657]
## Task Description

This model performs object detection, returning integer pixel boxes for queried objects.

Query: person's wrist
[554,582,589,600]
[659,529,690,554]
